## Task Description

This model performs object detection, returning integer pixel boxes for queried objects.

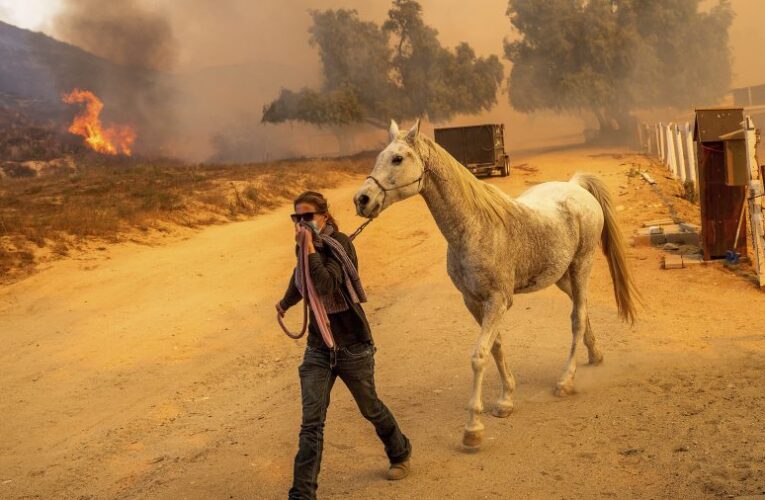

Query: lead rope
[276,218,374,360]
[347,218,373,241]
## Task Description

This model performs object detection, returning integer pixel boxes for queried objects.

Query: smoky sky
[53,0,177,71]
[47,0,763,84]
[41,0,765,161]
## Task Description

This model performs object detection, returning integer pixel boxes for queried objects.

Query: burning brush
[61,89,136,156]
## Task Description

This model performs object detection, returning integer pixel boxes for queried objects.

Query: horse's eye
[392,155,403,165]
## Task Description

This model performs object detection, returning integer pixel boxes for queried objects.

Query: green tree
[262,1,504,132]
[504,0,733,142]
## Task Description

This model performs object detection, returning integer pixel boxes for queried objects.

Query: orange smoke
[61,89,136,156]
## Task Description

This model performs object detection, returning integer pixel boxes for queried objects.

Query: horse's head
[354,119,424,218]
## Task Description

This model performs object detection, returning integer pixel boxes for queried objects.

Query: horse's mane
[414,136,518,226]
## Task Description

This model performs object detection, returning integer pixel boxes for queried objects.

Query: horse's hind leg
[555,257,594,396]
[556,272,603,365]
[583,317,604,365]
[490,333,516,417]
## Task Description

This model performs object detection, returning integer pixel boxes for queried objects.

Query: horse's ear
[389,120,400,142]
[405,119,421,144]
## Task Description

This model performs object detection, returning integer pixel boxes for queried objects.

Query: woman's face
[295,202,327,230]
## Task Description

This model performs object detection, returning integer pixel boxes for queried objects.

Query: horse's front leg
[463,294,507,450]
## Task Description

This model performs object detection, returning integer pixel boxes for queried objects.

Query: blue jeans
[288,342,411,500]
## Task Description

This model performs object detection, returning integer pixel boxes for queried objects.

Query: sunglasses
[290,212,323,223]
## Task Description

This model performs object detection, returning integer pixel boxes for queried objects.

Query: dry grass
[0,154,372,283]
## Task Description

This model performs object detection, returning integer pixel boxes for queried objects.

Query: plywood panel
[697,142,747,259]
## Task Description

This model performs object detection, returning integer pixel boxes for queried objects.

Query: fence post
[653,124,659,157]
[645,124,653,154]
[658,122,665,162]
[674,123,687,182]
[665,123,677,175]
[683,122,697,189]
[744,115,765,287]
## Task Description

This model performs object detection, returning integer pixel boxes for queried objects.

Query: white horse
[353,120,639,449]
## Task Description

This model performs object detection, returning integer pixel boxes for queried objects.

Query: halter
[365,163,439,208]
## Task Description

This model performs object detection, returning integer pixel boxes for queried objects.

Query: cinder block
[665,230,700,246]
[664,255,683,269]
[684,232,700,246]
[659,224,684,233]
[681,256,704,266]
[652,233,668,244]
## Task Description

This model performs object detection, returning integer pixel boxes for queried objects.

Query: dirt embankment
[0,154,372,284]
[1,146,764,499]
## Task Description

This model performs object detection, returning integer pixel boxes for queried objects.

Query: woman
[276,191,412,500]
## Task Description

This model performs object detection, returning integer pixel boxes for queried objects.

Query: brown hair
[293,191,339,230]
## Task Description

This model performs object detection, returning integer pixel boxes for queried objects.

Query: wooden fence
[642,121,698,189]
[641,115,765,286]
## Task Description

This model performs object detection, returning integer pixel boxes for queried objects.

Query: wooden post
[744,115,765,287]
[666,123,677,176]
[684,122,698,189]
[654,124,661,157]
[645,124,653,154]
[658,122,665,162]
[674,123,687,182]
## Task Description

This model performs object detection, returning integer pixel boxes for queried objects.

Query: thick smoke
[43,0,581,161]
[50,0,178,155]
[53,0,177,71]
[40,0,762,162]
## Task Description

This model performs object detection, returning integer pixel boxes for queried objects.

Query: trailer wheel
[500,156,511,177]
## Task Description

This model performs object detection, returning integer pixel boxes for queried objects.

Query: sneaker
[386,460,410,481]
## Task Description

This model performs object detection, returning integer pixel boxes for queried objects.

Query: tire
[499,164,509,177]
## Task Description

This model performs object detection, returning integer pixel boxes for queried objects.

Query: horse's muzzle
[353,182,384,218]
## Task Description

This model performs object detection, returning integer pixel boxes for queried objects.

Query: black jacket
[279,230,372,348]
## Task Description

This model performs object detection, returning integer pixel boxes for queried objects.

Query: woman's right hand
[294,224,308,243]
[275,302,286,317]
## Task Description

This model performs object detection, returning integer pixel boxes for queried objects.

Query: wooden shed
[694,108,748,260]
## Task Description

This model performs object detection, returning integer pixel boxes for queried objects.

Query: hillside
[0,20,326,162]
[0,20,178,158]
[0,20,166,120]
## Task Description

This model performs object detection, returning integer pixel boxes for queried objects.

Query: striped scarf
[294,224,367,314]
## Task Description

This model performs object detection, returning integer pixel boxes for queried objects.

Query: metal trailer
[433,124,510,177]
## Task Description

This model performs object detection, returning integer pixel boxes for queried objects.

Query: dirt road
[2,147,765,499]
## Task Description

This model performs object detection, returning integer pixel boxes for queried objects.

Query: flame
[61,89,136,156]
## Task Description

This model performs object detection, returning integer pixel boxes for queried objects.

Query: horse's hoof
[588,352,604,366]
[554,382,575,397]
[462,430,483,450]
[491,404,514,418]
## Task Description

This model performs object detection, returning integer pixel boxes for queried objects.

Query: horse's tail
[573,173,640,324]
